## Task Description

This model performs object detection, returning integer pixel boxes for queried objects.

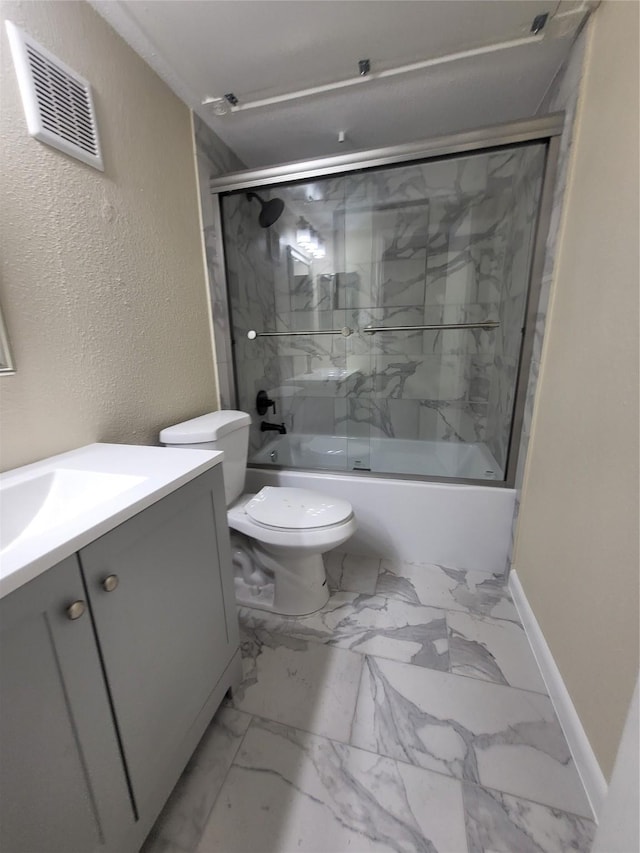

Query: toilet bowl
[159,411,356,616]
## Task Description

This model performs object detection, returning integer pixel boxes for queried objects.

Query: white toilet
[159,411,356,616]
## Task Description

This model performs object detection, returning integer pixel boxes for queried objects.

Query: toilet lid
[246,487,353,530]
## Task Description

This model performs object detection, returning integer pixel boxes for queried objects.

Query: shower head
[246,191,285,228]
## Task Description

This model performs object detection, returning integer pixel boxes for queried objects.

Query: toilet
[159,411,356,616]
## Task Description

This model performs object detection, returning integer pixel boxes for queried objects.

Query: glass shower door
[331,145,546,480]
[221,140,547,482]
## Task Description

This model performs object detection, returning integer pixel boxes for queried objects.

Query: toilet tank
[159,411,251,506]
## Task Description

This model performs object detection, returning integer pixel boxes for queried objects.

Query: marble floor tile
[196,716,469,853]
[377,560,519,622]
[141,707,251,853]
[350,657,592,819]
[462,782,595,853]
[324,550,381,594]
[239,592,449,671]
[447,611,547,694]
[228,627,363,743]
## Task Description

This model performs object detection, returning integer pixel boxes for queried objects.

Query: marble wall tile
[279,394,337,435]
[239,592,450,671]
[462,782,595,853]
[401,354,469,401]
[197,717,469,853]
[348,306,425,356]
[289,273,334,312]
[350,657,593,818]
[418,400,488,443]
[336,396,422,440]
[505,29,588,574]
[484,144,546,474]
[228,627,363,743]
[141,707,251,853]
[193,117,245,409]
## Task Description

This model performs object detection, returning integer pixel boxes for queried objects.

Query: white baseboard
[509,571,607,821]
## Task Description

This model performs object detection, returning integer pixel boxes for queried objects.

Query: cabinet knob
[66,600,86,620]
[102,574,119,592]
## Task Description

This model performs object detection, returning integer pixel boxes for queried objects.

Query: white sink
[0,469,146,551]
[0,443,224,599]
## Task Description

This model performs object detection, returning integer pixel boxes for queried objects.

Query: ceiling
[90,0,592,168]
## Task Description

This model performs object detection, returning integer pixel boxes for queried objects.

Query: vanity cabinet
[0,465,241,853]
[0,555,134,853]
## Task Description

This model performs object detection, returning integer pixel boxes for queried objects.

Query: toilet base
[231,537,330,616]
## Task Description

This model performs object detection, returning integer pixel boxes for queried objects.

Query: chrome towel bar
[247,327,353,339]
[246,321,499,339]
[363,321,500,333]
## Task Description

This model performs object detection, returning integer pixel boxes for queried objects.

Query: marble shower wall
[193,116,245,410]
[224,147,546,475]
[505,27,589,573]
[222,192,289,457]
[484,145,546,472]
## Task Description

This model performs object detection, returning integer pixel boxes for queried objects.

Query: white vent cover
[5,20,103,171]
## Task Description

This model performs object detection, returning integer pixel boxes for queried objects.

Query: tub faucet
[260,421,287,434]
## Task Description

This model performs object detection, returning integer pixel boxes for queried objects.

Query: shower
[246,191,285,228]
[215,117,560,487]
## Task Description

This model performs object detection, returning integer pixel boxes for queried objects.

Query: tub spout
[261,421,287,434]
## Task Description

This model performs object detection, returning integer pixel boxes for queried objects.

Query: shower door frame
[210,114,563,488]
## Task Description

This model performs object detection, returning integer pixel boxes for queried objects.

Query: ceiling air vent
[5,20,104,171]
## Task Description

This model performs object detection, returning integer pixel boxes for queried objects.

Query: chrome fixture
[296,217,312,246]
[210,114,564,193]
[363,321,500,333]
[247,327,352,339]
[296,217,326,258]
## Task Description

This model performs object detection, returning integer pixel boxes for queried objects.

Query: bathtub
[252,434,502,480]
[247,434,515,576]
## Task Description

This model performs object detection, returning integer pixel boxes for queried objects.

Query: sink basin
[0,469,146,551]
[0,443,225,600]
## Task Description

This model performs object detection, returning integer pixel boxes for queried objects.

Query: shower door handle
[247,327,353,339]
[362,321,500,333]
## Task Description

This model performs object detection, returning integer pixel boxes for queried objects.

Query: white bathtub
[248,435,515,575]
[252,434,502,480]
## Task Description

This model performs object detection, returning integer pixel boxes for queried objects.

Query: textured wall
[0,0,216,471]
[513,0,639,780]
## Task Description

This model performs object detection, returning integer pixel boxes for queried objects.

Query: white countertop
[0,443,224,600]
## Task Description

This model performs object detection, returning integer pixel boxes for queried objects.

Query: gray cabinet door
[0,556,134,853]
[79,466,238,816]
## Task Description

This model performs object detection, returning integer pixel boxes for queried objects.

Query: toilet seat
[246,487,353,530]
[227,490,356,551]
